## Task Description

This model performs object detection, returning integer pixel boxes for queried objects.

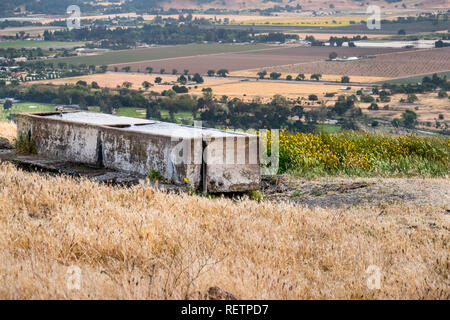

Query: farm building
[16,112,261,193]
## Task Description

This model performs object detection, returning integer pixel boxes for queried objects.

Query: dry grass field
[28,72,238,92]
[191,81,355,101]
[0,122,449,299]
[0,121,16,142]
[360,93,450,126]
[0,161,449,299]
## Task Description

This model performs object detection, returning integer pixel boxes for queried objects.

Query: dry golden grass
[0,121,17,143]
[0,162,448,299]
[28,73,237,92]
[192,81,354,101]
[360,93,450,124]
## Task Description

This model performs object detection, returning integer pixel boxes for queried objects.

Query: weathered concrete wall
[17,112,260,192]
[204,136,260,193]
[17,113,99,165]
[100,128,202,185]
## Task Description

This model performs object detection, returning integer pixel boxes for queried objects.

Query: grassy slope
[47,43,270,66]
[0,121,448,299]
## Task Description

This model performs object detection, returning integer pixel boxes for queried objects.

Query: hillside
[0,122,449,299]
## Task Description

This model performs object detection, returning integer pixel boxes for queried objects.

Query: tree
[3,99,12,110]
[99,65,108,73]
[257,70,267,79]
[329,52,338,60]
[76,80,87,86]
[269,72,282,80]
[398,29,406,35]
[91,81,100,89]
[402,109,417,128]
[216,69,229,77]
[122,81,132,89]
[311,74,322,81]
[286,75,292,81]
[142,81,152,90]
[172,69,178,75]
[341,76,350,83]
[407,94,418,103]
[160,68,165,74]
[192,73,204,84]
[177,75,187,84]
[207,70,215,76]
[146,66,153,73]
[438,90,448,98]
[183,69,189,75]
[154,77,162,84]
[122,66,131,73]
[391,118,401,128]
[296,73,305,81]
[290,105,304,119]
[308,94,318,101]
[368,103,379,110]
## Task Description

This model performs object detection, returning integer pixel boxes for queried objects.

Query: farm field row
[0,26,62,36]
[379,71,450,85]
[110,46,411,74]
[228,70,389,83]
[48,43,271,66]
[0,40,85,49]
[258,47,450,78]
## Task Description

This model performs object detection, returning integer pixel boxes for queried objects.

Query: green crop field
[48,43,271,66]
[0,40,85,49]
[0,102,55,121]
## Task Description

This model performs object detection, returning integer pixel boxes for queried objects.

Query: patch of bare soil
[262,175,450,208]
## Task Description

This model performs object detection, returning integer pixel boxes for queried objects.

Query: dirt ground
[262,48,450,78]
[262,175,450,208]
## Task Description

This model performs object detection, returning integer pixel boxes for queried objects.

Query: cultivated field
[229,71,389,83]
[0,40,85,49]
[0,26,62,37]
[259,47,450,78]
[49,43,270,67]
[112,46,412,75]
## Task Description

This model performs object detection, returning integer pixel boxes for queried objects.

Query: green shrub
[15,134,37,155]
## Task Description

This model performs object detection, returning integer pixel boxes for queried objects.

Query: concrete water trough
[16,112,261,192]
